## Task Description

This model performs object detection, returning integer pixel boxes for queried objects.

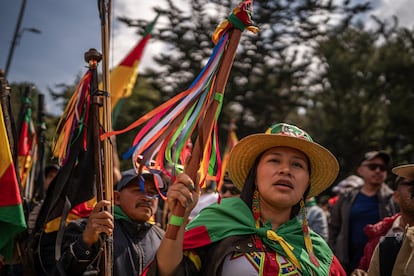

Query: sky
[0,0,165,115]
[0,0,413,115]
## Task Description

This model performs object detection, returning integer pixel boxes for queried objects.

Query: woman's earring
[252,187,261,227]
[301,197,320,267]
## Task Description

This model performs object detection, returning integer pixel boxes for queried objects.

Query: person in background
[144,123,346,275]
[219,173,241,199]
[351,164,414,276]
[303,197,329,241]
[328,175,364,207]
[59,168,166,275]
[26,164,60,232]
[329,151,399,274]
[189,179,219,219]
[317,195,332,223]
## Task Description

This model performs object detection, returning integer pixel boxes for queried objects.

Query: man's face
[358,157,387,186]
[395,177,414,215]
[114,179,158,223]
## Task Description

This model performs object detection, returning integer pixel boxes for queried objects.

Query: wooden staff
[32,93,46,203]
[165,28,243,239]
[84,48,111,276]
[97,0,114,274]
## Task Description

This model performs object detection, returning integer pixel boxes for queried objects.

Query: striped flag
[105,13,160,124]
[0,105,27,260]
[17,94,36,193]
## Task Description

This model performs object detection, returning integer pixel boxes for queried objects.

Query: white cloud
[110,0,186,71]
[371,0,414,28]
[111,0,161,68]
[1,0,413,116]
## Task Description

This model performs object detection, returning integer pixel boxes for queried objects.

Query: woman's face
[256,146,310,209]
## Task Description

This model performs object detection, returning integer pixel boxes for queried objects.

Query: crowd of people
[1,122,414,276]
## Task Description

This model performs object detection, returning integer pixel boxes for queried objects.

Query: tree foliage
[119,0,370,151]
[9,0,414,191]
[307,19,414,182]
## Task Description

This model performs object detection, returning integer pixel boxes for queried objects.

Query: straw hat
[227,123,339,198]
[392,164,414,178]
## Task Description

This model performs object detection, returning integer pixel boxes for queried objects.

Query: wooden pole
[97,0,113,274]
[165,29,242,239]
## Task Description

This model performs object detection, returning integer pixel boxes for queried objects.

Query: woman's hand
[167,173,200,222]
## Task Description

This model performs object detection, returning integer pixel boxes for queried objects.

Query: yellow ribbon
[267,230,302,271]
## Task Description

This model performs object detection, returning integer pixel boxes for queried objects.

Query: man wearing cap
[349,164,414,275]
[365,164,414,276]
[328,175,364,207]
[329,151,399,274]
[59,168,165,275]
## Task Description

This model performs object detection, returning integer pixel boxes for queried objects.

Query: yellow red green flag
[0,106,27,260]
[102,13,159,113]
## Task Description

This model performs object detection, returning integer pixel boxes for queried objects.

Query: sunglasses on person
[363,163,387,172]
[220,184,241,195]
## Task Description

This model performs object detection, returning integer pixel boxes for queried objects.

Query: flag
[0,105,27,261]
[35,66,97,236]
[17,93,37,194]
[29,62,99,274]
[104,13,160,124]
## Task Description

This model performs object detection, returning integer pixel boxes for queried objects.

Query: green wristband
[169,215,185,226]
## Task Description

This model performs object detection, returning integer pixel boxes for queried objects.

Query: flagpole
[97,1,113,275]
[32,93,46,203]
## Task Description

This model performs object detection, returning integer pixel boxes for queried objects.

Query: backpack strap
[379,232,403,276]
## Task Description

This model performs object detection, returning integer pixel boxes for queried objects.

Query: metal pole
[5,0,27,78]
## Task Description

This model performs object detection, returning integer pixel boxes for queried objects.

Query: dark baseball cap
[115,169,167,192]
[360,151,391,166]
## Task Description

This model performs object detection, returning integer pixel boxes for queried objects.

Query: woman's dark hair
[239,150,311,219]
[239,153,263,208]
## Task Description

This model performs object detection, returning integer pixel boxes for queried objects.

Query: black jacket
[328,184,398,272]
[59,218,164,275]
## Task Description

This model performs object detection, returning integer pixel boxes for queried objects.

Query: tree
[120,0,370,144]
[307,19,414,182]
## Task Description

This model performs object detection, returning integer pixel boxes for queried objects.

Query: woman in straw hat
[143,123,345,275]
